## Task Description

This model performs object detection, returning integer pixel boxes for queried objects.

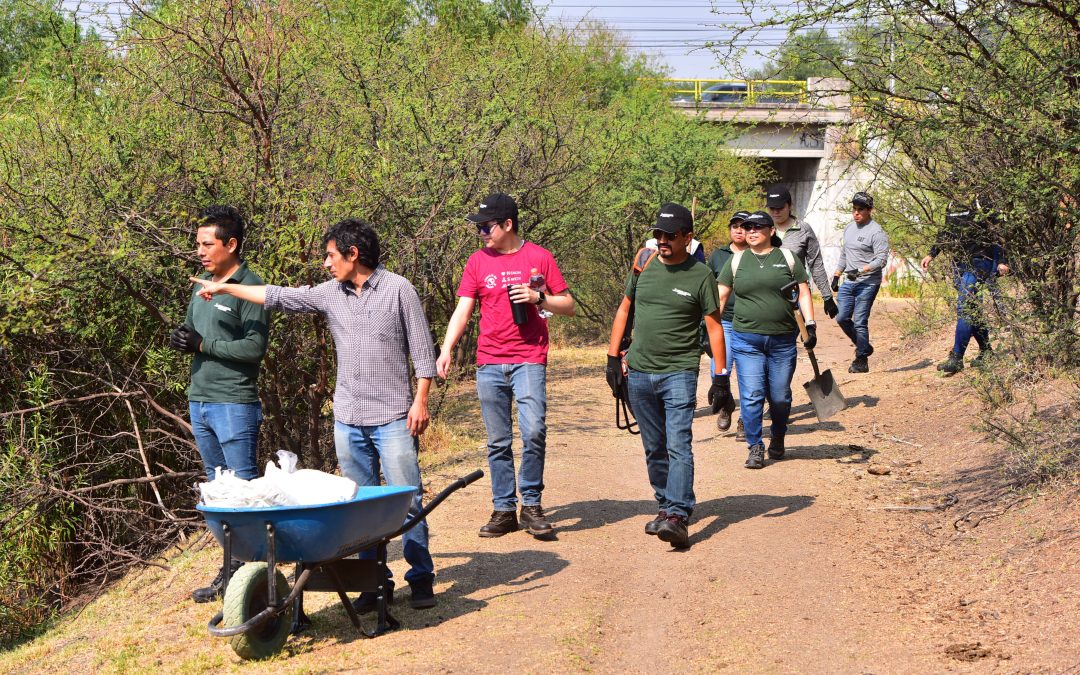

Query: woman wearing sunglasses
[716,211,817,469]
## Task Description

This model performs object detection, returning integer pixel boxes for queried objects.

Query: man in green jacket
[168,205,269,603]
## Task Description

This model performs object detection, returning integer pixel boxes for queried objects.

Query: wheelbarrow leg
[373,543,400,635]
[323,563,363,629]
[291,564,312,634]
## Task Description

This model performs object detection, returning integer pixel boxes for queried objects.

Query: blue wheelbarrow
[197,470,483,660]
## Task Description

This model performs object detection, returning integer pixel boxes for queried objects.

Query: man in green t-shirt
[168,205,269,602]
[606,203,726,549]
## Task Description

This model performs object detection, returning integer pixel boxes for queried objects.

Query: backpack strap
[730,249,744,281]
[730,247,796,286]
[778,246,795,275]
[633,247,658,276]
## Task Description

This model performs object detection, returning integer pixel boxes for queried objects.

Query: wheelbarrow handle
[384,470,484,541]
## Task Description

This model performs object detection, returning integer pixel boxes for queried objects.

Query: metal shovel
[781,281,847,422]
[794,310,847,421]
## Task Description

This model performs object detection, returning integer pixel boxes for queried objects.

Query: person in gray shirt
[189,218,440,611]
[764,184,839,320]
[830,192,891,373]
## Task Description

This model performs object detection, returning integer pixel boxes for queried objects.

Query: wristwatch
[804,320,816,327]
[535,290,546,306]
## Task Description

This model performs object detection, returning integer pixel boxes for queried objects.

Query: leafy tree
[747,29,848,81]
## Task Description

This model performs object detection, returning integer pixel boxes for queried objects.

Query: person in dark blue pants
[921,199,1008,373]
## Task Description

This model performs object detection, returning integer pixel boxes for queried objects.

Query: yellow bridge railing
[645,79,809,105]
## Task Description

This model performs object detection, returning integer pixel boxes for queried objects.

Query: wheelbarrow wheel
[222,562,293,660]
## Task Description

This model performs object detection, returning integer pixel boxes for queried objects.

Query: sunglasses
[743,223,772,231]
[652,229,685,241]
[475,220,502,235]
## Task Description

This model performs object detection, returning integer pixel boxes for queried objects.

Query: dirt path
[4,299,1077,673]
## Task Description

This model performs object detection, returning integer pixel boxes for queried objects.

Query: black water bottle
[508,285,528,326]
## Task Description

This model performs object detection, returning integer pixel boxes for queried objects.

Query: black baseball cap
[654,202,694,233]
[743,211,774,229]
[729,210,751,225]
[852,191,874,209]
[765,184,792,209]
[466,192,518,223]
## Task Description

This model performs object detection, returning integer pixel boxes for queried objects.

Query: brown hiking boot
[519,505,554,537]
[479,510,519,538]
[734,417,745,441]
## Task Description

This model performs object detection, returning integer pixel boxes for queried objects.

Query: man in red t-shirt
[437,193,576,538]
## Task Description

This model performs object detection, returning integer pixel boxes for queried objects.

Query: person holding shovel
[716,211,816,469]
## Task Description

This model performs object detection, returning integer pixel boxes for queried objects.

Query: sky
[61,0,789,78]
[535,0,789,78]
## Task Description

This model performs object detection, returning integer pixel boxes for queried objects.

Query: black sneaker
[479,510,519,538]
[409,580,436,610]
[938,351,964,374]
[848,356,869,373]
[734,417,745,441]
[519,505,554,537]
[644,511,667,536]
[767,437,785,460]
[745,443,766,469]
[352,580,394,614]
[655,515,690,548]
[191,558,243,603]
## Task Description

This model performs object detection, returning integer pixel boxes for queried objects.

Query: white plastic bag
[263,450,357,505]
[198,467,292,508]
[197,451,357,508]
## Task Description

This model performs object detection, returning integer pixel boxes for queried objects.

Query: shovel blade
[803,368,846,422]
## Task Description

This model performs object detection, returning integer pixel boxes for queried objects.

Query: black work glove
[846,270,859,281]
[823,297,838,319]
[169,325,203,353]
[605,355,625,399]
[707,374,731,414]
[830,276,840,293]
[803,324,818,350]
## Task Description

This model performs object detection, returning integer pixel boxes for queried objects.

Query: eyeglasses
[652,230,684,241]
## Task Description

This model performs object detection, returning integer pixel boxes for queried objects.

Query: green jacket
[185,262,269,403]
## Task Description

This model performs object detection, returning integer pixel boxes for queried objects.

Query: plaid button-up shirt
[265,266,437,427]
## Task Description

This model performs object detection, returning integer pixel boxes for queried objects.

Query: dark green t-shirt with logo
[625,255,720,373]
[716,248,808,335]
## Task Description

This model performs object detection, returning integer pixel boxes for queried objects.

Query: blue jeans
[836,280,881,358]
[189,401,262,480]
[626,369,697,520]
[953,259,997,356]
[475,363,547,511]
[709,319,736,377]
[334,418,433,585]
[731,331,798,448]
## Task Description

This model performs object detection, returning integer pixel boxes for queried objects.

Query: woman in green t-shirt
[716,211,817,470]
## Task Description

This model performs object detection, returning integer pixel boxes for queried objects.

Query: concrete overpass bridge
[661,78,880,276]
